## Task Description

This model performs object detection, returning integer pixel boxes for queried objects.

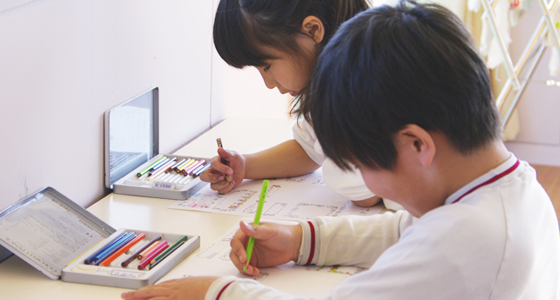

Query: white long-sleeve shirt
[205,154,560,299]
[293,118,401,210]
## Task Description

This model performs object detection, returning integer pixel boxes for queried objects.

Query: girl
[202,0,396,208]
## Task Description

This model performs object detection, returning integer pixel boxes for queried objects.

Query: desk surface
[0,117,294,300]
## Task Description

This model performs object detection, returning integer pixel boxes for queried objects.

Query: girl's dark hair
[213,0,370,116]
[310,1,501,171]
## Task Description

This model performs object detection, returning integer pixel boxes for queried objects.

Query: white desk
[0,117,295,300]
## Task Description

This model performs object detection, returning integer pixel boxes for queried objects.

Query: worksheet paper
[159,223,368,299]
[168,169,384,221]
[165,169,381,298]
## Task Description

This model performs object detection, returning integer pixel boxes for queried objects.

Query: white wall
[209,0,466,126]
[503,2,560,166]
[1,0,556,216]
[209,1,293,125]
[210,0,560,167]
[0,0,213,211]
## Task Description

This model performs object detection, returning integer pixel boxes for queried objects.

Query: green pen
[151,235,188,264]
[244,179,269,271]
[136,156,167,177]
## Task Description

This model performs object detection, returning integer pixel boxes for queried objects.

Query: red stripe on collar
[452,159,520,204]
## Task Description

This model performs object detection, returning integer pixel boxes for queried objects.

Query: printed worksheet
[159,223,368,299]
[168,169,384,221]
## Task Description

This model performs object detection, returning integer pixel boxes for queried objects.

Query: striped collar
[445,154,521,205]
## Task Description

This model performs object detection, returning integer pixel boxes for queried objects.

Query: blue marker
[149,157,171,172]
[94,233,136,266]
[193,163,211,178]
[84,232,127,264]
[91,232,134,264]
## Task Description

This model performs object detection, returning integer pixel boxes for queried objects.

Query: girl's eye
[263,64,271,72]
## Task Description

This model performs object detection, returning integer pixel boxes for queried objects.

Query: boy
[122,1,560,299]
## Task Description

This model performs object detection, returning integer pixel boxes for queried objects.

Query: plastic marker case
[104,87,209,200]
[0,187,200,289]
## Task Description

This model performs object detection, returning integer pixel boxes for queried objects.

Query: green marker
[136,156,167,177]
[244,179,269,271]
[151,235,188,264]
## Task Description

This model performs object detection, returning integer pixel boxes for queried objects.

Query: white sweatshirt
[292,118,401,210]
[205,154,560,299]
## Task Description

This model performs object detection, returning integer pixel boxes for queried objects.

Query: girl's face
[255,34,318,96]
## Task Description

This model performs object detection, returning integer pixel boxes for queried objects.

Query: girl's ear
[301,16,325,44]
[396,124,436,168]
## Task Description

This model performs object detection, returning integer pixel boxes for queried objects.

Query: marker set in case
[112,154,210,200]
[0,187,200,289]
[104,87,210,200]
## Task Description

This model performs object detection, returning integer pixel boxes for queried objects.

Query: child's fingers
[199,168,225,183]
[217,147,233,161]
[212,180,233,194]
[229,246,260,276]
[229,227,251,273]
[240,221,271,239]
[210,156,233,177]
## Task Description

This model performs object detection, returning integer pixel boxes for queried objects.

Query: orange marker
[99,233,146,267]
[121,234,163,267]
[138,241,161,260]
[138,241,169,270]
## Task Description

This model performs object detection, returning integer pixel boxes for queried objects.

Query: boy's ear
[301,16,325,44]
[396,125,436,167]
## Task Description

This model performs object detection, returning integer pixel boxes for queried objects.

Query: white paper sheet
[168,169,383,221]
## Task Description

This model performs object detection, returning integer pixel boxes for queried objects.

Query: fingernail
[242,221,255,231]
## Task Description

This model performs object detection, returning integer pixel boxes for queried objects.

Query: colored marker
[99,233,146,267]
[137,156,167,177]
[185,159,205,175]
[172,158,189,172]
[244,179,269,271]
[149,240,185,269]
[216,138,231,182]
[167,158,186,173]
[93,233,136,265]
[138,241,169,270]
[176,159,195,173]
[84,232,127,264]
[90,233,132,263]
[149,158,177,178]
[149,157,171,172]
[189,162,208,176]
[193,163,211,178]
[138,241,161,260]
[151,236,188,264]
[121,234,163,267]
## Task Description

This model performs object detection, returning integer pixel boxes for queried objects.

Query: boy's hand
[229,221,302,276]
[199,148,245,194]
[121,276,218,300]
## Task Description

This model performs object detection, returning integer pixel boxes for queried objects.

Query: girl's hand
[199,148,245,194]
[121,276,218,300]
[229,221,302,276]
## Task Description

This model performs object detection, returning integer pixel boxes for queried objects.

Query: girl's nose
[258,68,276,90]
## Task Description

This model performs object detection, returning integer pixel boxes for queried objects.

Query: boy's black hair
[309,0,502,171]
[213,0,370,115]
